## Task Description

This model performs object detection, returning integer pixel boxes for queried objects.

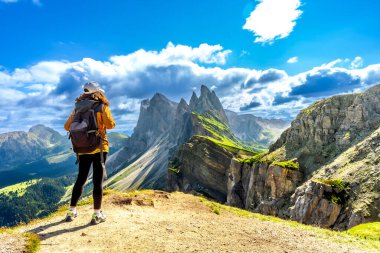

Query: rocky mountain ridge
[0,125,74,187]
[105,85,282,191]
[0,124,68,169]
[271,85,380,174]
[168,84,380,230]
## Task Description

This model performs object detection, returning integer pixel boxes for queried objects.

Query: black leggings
[70,152,107,209]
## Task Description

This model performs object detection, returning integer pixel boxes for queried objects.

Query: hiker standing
[64,81,115,225]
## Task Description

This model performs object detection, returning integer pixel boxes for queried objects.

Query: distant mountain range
[225,110,289,147]
[0,125,128,188]
[0,125,74,187]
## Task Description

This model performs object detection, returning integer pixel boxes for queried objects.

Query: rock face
[168,136,234,202]
[295,125,380,229]
[266,84,380,229]
[289,181,342,228]
[106,92,179,187]
[106,85,288,193]
[169,83,380,230]
[169,136,303,218]
[271,86,380,175]
[239,163,303,217]
[131,93,178,151]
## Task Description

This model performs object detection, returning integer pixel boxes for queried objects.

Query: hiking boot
[90,211,106,225]
[65,210,77,222]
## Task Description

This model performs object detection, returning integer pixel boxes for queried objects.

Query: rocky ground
[2,190,378,253]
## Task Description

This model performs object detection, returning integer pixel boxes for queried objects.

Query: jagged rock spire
[192,85,228,123]
[189,91,199,110]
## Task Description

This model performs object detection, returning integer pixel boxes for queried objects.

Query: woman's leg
[70,154,93,207]
[92,152,107,210]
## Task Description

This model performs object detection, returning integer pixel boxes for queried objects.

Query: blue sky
[1,0,380,134]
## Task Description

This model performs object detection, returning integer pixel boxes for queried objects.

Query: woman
[64,81,115,225]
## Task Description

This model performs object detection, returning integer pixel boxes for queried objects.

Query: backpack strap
[92,102,107,179]
[100,138,107,179]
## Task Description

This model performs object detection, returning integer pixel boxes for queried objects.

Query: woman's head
[83,81,104,95]
[77,81,109,105]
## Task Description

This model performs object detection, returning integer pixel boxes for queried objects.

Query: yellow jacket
[64,104,116,154]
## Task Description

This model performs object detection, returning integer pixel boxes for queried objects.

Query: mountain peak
[200,85,211,96]
[29,124,52,133]
[151,92,169,102]
[194,85,228,123]
[189,91,199,109]
[28,124,64,144]
[131,93,178,149]
[178,98,188,108]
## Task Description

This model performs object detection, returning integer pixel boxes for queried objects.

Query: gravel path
[3,191,376,253]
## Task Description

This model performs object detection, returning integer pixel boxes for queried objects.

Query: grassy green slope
[192,112,266,155]
[0,179,41,197]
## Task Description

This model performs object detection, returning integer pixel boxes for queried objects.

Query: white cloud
[0,88,26,106]
[321,58,344,68]
[351,56,364,69]
[1,42,380,134]
[287,56,298,64]
[243,0,303,44]
[109,42,231,69]
[0,61,69,87]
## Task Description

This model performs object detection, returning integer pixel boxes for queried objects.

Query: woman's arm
[64,111,75,131]
[102,105,116,129]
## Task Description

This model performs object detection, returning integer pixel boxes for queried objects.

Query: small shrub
[168,167,180,174]
[213,207,221,215]
[344,132,351,140]
[330,195,342,204]
[318,178,349,191]
[316,178,350,205]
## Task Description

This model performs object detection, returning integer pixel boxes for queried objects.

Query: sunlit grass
[24,232,40,253]
[0,179,41,197]
[346,222,380,240]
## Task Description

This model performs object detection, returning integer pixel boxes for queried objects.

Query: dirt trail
[6,191,375,253]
